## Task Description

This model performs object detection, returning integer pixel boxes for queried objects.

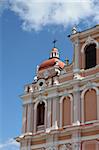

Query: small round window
[39,82,43,86]
[37,79,45,90]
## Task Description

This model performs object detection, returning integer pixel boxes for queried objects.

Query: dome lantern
[50,40,59,59]
[50,47,59,59]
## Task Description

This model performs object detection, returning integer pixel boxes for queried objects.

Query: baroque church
[16,25,99,150]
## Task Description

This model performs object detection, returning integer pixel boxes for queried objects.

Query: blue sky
[0,0,99,149]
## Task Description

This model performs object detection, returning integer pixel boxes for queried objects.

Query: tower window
[37,102,45,126]
[85,43,96,69]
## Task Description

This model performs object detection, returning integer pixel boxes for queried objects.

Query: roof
[39,58,65,71]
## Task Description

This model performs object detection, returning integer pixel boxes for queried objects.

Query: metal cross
[53,40,57,48]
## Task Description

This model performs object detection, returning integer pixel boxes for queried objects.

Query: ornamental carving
[46,146,57,150]
[72,142,81,149]
[60,143,72,150]
[59,144,66,150]
[85,36,95,45]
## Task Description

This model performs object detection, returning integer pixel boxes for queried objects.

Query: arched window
[37,102,45,126]
[85,43,96,69]
[84,89,97,122]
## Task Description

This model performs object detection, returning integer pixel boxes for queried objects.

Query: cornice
[20,71,99,103]
[70,25,99,42]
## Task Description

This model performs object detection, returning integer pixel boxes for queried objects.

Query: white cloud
[0,138,19,150]
[0,0,99,31]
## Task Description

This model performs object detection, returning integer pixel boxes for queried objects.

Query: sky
[0,0,99,149]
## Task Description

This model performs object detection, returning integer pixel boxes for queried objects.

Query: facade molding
[31,134,99,149]
[25,72,99,101]
[80,82,99,93]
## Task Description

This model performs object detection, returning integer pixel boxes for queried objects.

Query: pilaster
[20,139,32,150]
[52,98,58,129]
[27,103,34,132]
[72,131,81,150]
[73,38,80,73]
[46,134,58,150]
[73,85,81,124]
[59,100,62,128]
[47,98,52,128]
[22,104,28,133]
[45,104,47,129]
[33,106,36,133]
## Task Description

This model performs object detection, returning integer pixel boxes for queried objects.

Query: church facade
[16,25,99,150]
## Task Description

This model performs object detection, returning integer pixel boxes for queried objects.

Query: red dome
[39,58,65,71]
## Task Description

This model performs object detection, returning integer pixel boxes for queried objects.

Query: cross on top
[53,40,57,48]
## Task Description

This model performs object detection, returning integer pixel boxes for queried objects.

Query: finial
[65,57,69,65]
[72,26,77,34]
[53,40,57,48]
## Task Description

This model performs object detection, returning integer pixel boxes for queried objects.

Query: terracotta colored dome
[39,58,65,71]
[38,47,65,71]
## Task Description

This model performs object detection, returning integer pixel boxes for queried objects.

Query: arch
[59,94,73,127]
[34,99,47,110]
[81,87,98,123]
[34,100,47,133]
[37,102,45,126]
[81,37,99,69]
[85,43,96,69]
[81,36,98,53]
